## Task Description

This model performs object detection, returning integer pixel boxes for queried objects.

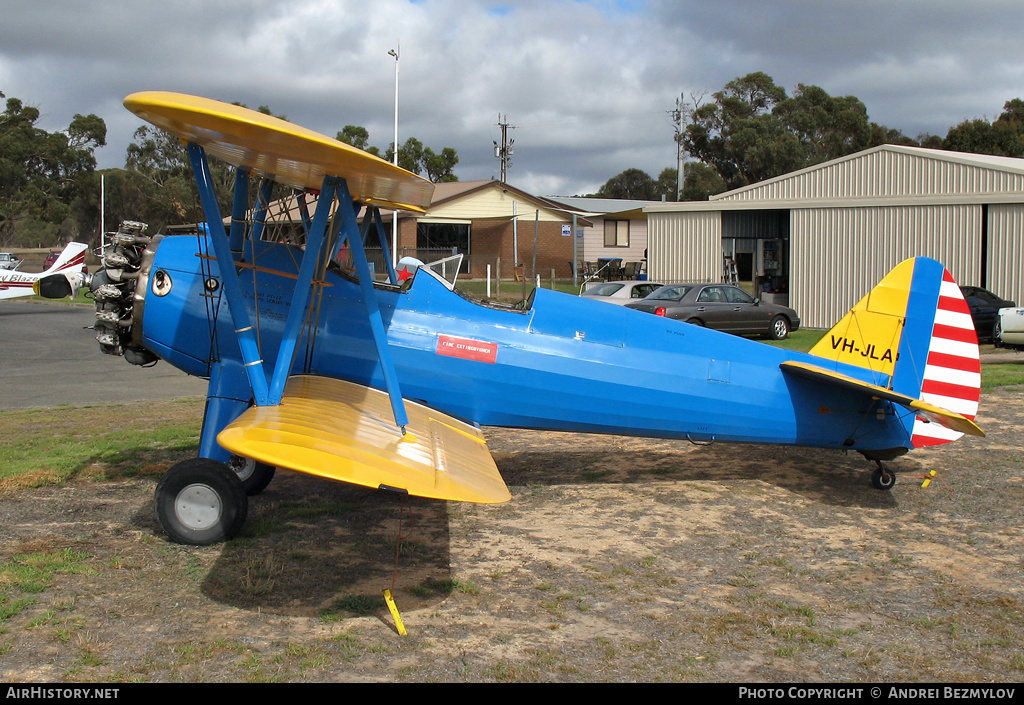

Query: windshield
[648,285,691,301]
[586,283,624,296]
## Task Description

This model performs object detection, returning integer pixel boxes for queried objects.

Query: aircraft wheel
[155,458,248,545]
[769,315,790,340]
[871,465,897,491]
[229,454,276,496]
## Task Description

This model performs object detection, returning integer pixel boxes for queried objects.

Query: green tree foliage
[118,103,290,232]
[423,146,459,183]
[336,129,458,182]
[336,125,379,155]
[943,99,1024,157]
[594,164,726,202]
[0,92,106,246]
[682,72,912,192]
[655,168,679,201]
[680,162,727,201]
[596,168,659,199]
[123,124,203,228]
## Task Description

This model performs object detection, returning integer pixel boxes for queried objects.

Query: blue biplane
[43,93,984,545]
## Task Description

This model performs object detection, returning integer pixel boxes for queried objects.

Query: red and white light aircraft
[0,242,88,301]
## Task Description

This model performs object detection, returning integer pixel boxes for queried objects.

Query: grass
[0,548,93,625]
[763,328,826,351]
[0,398,203,491]
[981,363,1024,388]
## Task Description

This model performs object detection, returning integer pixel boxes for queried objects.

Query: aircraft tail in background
[42,242,88,275]
[0,242,89,301]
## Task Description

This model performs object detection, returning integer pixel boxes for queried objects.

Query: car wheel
[768,315,790,340]
[687,318,705,327]
[993,319,1002,347]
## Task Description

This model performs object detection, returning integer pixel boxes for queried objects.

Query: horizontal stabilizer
[217,376,511,503]
[781,360,984,438]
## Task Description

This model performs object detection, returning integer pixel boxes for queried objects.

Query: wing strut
[335,180,412,435]
[187,143,270,406]
[228,169,249,253]
[266,177,338,404]
[187,145,410,434]
[368,206,400,285]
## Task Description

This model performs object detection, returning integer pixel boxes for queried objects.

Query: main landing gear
[228,454,276,496]
[155,458,248,545]
[154,455,274,545]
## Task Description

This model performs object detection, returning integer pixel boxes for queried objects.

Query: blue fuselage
[137,235,913,453]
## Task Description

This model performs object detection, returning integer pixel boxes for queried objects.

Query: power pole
[669,95,686,201]
[493,114,515,182]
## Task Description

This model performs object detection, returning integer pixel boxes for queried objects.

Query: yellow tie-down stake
[383,589,407,636]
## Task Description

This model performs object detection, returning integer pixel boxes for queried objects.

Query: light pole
[389,46,400,267]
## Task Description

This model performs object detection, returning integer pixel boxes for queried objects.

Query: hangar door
[722,210,791,305]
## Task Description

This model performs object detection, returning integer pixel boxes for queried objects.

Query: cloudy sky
[2,0,1021,197]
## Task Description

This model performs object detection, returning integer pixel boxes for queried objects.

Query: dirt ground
[1,390,1022,683]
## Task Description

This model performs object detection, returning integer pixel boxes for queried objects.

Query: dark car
[959,286,1015,342]
[42,250,61,270]
[625,283,800,340]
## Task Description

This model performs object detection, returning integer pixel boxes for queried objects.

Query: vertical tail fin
[809,257,981,447]
[43,242,88,274]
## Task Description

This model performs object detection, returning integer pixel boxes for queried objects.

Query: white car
[0,253,20,270]
[994,306,1024,349]
[581,280,663,305]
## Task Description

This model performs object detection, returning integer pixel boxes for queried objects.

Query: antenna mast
[493,114,515,182]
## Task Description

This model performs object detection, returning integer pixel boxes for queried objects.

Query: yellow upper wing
[124,91,434,213]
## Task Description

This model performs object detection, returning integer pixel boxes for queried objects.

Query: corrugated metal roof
[646,144,1024,212]
[546,196,665,216]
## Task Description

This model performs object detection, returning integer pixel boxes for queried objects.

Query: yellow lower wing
[217,376,510,503]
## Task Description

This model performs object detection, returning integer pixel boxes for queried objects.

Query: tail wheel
[871,463,897,491]
[228,454,276,496]
[155,458,248,545]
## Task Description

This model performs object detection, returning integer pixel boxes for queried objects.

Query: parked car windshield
[586,283,624,296]
[648,285,692,301]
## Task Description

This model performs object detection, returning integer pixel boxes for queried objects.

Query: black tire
[768,315,790,340]
[228,454,276,496]
[155,458,248,545]
[687,318,705,327]
[993,319,1002,347]
[871,466,897,491]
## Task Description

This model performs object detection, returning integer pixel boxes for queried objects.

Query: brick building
[394,180,578,279]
